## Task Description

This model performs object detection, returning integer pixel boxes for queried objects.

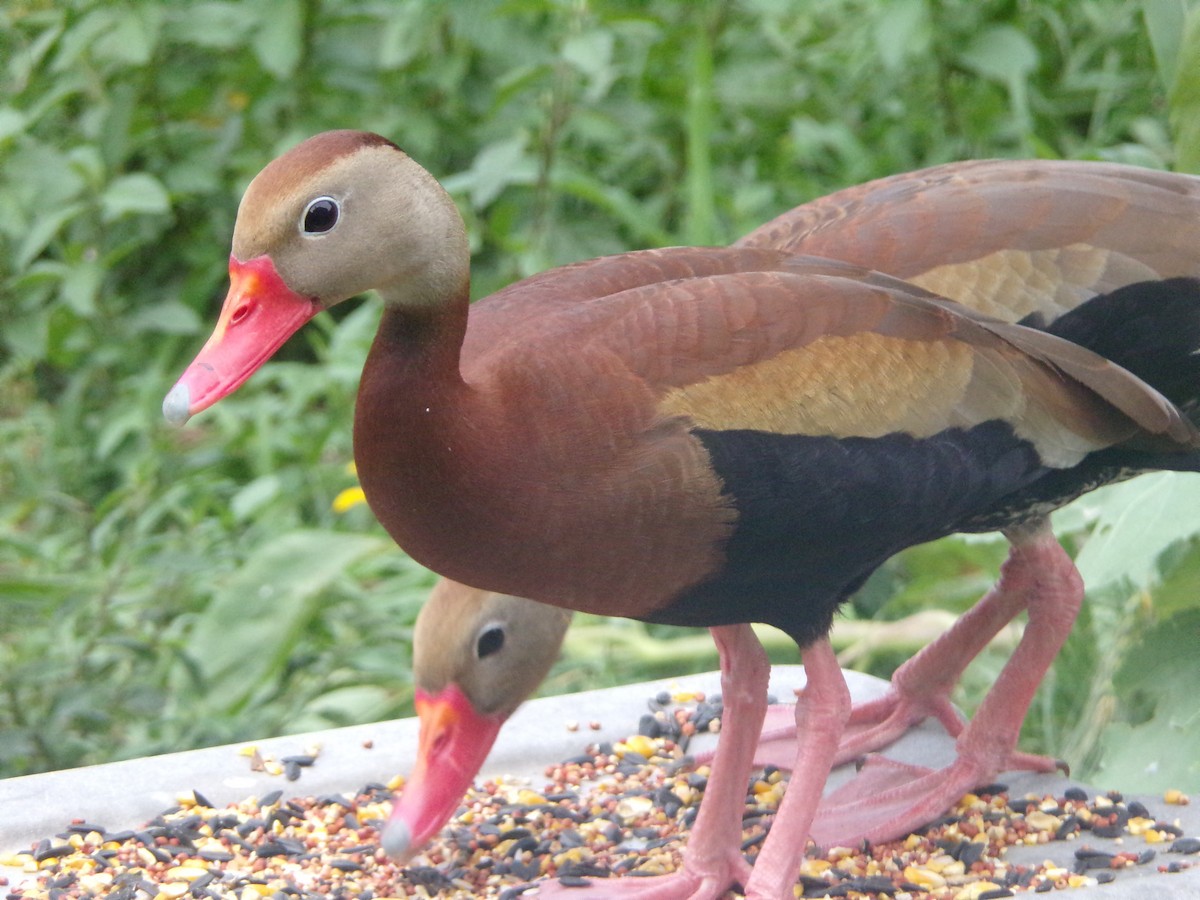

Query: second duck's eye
[301,197,339,234]
[476,625,505,659]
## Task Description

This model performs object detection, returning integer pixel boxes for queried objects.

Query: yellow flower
[333,486,367,513]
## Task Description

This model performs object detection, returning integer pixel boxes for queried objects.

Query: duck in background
[395,580,571,857]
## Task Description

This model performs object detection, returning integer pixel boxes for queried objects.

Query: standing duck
[165,131,1200,898]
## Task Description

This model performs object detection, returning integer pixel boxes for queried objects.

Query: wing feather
[562,261,1200,468]
[735,160,1200,322]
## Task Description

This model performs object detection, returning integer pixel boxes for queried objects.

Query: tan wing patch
[958,347,1121,469]
[658,332,975,439]
[910,244,1117,322]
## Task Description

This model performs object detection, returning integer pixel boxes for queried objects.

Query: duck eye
[301,197,339,234]
[476,625,505,659]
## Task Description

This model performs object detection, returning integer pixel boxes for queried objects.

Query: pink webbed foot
[831,686,1060,773]
[812,754,985,847]
[697,692,958,775]
[810,740,1062,848]
[811,522,1083,849]
[695,691,959,776]
[832,686,964,765]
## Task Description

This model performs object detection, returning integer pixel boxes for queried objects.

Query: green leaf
[90,5,162,67]
[293,684,397,730]
[453,134,534,208]
[100,173,171,221]
[1141,0,1190,90]
[1074,474,1200,594]
[6,14,64,88]
[552,165,672,247]
[95,408,146,460]
[1168,7,1200,172]
[872,0,931,72]
[51,7,123,73]
[958,25,1039,85]
[58,258,104,316]
[230,474,282,521]
[185,532,385,712]
[1091,610,1200,791]
[164,2,251,49]
[251,0,304,78]
[0,107,27,143]
[126,299,204,335]
[377,1,434,70]
[562,30,617,101]
[1142,537,1200,618]
[16,203,85,270]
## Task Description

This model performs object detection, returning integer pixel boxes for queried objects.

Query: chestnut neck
[352,289,507,581]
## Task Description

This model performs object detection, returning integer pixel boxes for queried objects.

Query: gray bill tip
[162,383,192,426]
[380,818,413,861]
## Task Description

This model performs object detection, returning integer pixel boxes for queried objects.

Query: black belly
[644,278,1200,644]
[643,421,1047,644]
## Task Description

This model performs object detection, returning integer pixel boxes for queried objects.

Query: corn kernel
[955,881,1002,900]
[1127,816,1156,835]
[903,865,946,888]
[1025,810,1060,831]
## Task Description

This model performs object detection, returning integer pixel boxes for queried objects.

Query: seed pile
[4,691,1197,900]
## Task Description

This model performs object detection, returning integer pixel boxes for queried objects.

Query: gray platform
[3,667,1198,896]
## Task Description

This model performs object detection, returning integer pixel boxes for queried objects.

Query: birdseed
[4,694,1197,899]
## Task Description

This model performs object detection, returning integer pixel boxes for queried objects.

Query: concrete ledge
[3,667,1197,896]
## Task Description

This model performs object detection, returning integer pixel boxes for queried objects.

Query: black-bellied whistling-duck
[394,579,570,859]
[165,131,1200,898]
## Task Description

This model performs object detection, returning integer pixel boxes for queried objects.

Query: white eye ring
[475,621,506,659]
[300,196,340,235]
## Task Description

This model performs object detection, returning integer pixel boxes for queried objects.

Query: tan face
[414,581,572,718]
[163,130,471,424]
[231,135,469,308]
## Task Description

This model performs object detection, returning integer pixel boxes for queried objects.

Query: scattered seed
[1165,788,1190,805]
[33,844,72,863]
[1171,837,1200,855]
[9,690,1199,900]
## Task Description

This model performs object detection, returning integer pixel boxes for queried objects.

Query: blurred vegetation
[2,0,1199,792]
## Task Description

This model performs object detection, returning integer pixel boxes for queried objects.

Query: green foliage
[2,0,1199,792]
[1171,14,1200,170]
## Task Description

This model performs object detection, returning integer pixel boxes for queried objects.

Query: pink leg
[532,624,769,898]
[812,520,1082,847]
[736,525,1067,774]
[833,536,1042,764]
[743,638,850,898]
